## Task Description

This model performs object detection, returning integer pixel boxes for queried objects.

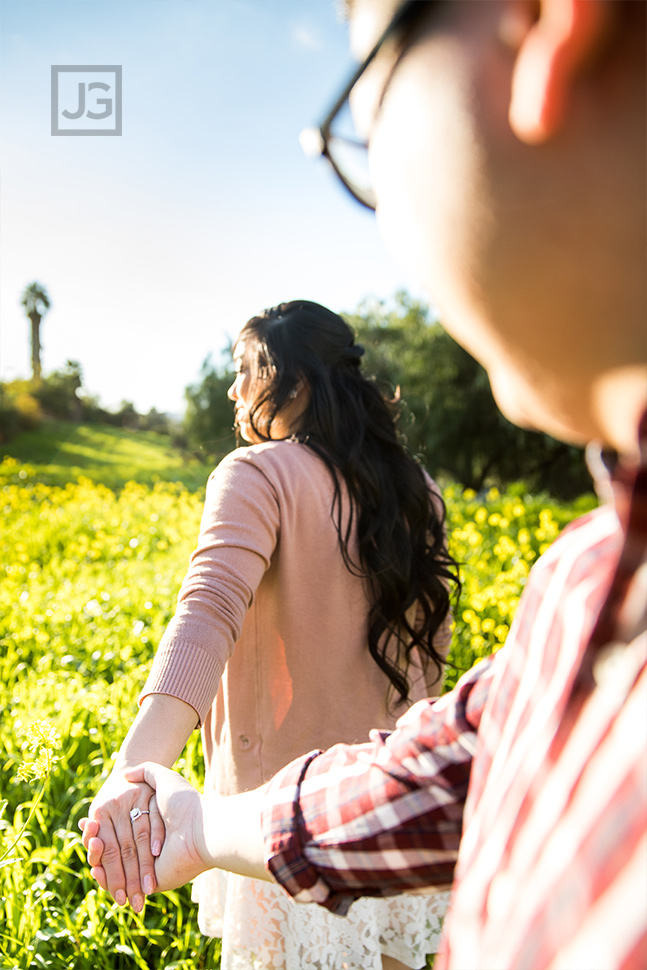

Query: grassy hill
[0,420,212,490]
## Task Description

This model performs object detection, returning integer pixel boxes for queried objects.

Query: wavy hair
[236,300,460,706]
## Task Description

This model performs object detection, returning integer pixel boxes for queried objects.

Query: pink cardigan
[140,439,450,795]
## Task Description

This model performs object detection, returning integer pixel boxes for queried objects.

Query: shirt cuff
[261,749,353,915]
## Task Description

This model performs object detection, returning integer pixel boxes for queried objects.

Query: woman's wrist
[114,694,199,771]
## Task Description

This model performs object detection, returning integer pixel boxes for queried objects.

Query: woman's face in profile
[228,339,262,443]
[228,335,309,443]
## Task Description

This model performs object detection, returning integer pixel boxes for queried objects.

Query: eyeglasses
[299,0,427,211]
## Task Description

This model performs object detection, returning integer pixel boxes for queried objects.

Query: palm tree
[21,282,51,383]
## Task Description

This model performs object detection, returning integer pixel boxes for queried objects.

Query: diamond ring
[129,807,150,823]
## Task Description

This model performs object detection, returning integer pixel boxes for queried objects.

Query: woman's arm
[83,693,199,912]
[83,451,282,910]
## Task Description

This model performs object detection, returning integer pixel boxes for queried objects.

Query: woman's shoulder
[209,440,332,516]
[213,439,323,481]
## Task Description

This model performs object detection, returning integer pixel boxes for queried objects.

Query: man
[82,1,646,966]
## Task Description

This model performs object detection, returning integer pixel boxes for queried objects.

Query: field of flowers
[0,455,597,969]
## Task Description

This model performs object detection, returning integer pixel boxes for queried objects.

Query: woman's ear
[506,0,613,144]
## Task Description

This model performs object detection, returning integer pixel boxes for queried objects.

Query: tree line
[182,293,591,499]
[1,283,174,441]
[3,285,591,498]
[0,359,174,442]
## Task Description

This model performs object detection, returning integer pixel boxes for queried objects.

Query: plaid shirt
[262,416,647,970]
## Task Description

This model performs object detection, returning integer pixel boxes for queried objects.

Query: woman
[87,301,459,970]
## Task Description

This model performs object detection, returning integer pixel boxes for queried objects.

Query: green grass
[0,421,211,491]
[0,439,595,969]
[1,473,219,968]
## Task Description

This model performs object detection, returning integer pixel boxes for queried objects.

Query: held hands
[79,769,166,913]
[81,764,211,906]
[79,693,202,910]
[127,764,211,890]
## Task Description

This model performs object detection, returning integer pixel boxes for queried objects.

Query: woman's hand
[78,693,200,909]
[82,764,209,894]
[79,769,165,912]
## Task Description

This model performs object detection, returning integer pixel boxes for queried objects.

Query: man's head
[343,0,646,454]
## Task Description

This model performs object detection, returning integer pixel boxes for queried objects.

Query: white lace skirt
[192,869,450,970]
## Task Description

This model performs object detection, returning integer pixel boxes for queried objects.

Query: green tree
[139,407,172,434]
[33,360,83,420]
[183,353,236,461]
[347,292,591,498]
[20,282,51,384]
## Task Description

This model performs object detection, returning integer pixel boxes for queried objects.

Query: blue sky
[0,0,424,415]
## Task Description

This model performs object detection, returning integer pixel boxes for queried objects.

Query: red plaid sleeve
[262,653,496,914]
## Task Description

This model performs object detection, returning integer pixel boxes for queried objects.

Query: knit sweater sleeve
[139,448,280,726]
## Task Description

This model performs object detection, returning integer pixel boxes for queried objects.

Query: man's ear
[507,0,613,144]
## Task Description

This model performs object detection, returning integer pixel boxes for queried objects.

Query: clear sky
[0,0,424,415]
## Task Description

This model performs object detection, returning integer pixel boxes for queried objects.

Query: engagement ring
[129,807,150,823]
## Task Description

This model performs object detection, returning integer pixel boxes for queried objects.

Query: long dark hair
[237,300,460,706]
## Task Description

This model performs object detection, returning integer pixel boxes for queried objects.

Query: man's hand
[92,763,270,894]
[120,763,210,890]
